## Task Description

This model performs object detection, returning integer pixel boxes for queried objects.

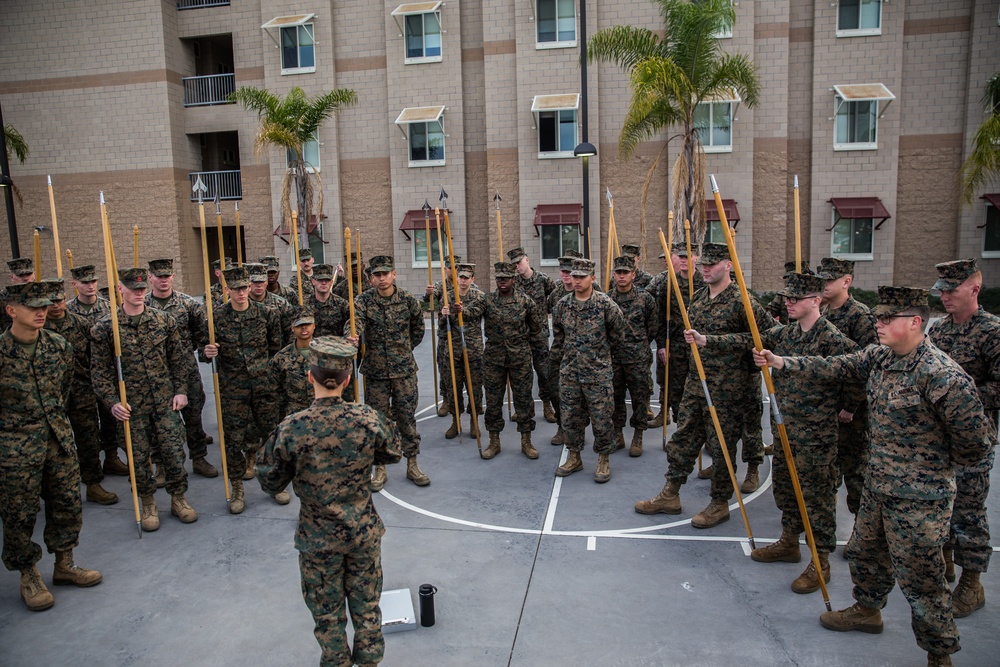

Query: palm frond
[701,53,760,109]
[587,25,664,71]
[229,87,280,120]
[960,112,1000,204]
[4,124,29,164]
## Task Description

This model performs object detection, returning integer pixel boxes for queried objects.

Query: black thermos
[418,583,437,627]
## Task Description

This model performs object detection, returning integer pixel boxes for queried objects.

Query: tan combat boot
[482,433,501,460]
[542,401,557,423]
[594,453,611,483]
[406,456,430,486]
[791,552,831,594]
[629,430,644,457]
[170,494,198,523]
[952,569,985,618]
[437,402,449,417]
[555,450,583,477]
[140,495,159,532]
[943,547,955,583]
[192,457,218,478]
[763,444,774,456]
[647,389,667,428]
[613,429,626,452]
[370,465,387,492]
[154,465,166,488]
[468,417,480,438]
[85,483,119,505]
[819,602,883,634]
[550,426,567,446]
[229,480,245,514]
[103,452,130,476]
[740,463,760,494]
[697,461,714,480]
[750,529,801,563]
[53,551,102,587]
[634,480,682,515]
[691,499,730,529]
[927,653,954,666]
[520,432,539,459]
[273,490,291,505]
[20,566,54,611]
[445,415,460,440]
[243,454,256,481]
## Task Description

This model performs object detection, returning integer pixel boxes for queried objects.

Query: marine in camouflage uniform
[699,273,862,593]
[288,247,316,300]
[1,258,36,331]
[92,269,196,531]
[247,262,297,348]
[460,262,542,459]
[199,266,284,512]
[209,257,233,308]
[766,286,993,663]
[927,258,1000,618]
[1,281,103,611]
[259,337,402,667]
[621,243,654,291]
[348,255,427,489]
[269,309,318,421]
[145,258,217,478]
[332,252,372,301]
[43,279,118,505]
[509,247,558,422]
[261,255,302,305]
[608,255,658,457]
[423,255,463,416]
[550,258,627,483]
[817,257,878,516]
[308,264,351,339]
[765,262,815,325]
[638,243,776,527]
[546,252,583,445]
[435,264,485,439]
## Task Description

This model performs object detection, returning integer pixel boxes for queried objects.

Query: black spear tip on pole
[493,191,502,203]
[438,187,448,203]
[422,199,431,212]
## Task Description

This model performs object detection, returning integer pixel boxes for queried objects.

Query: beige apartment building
[2,0,998,294]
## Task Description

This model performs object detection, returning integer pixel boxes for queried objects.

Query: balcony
[177,0,230,9]
[189,170,242,201]
[183,73,235,107]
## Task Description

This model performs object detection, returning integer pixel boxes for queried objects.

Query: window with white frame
[286,134,319,172]
[532,94,580,158]
[704,221,726,244]
[280,24,315,73]
[984,202,1000,257]
[831,215,873,259]
[537,0,576,47]
[395,106,446,167]
[540,225,581,265]
[390,3,444,64]
[693,101,734,152]
[411,229,443,268]
[837,0,882,36]
[832,84,894,151]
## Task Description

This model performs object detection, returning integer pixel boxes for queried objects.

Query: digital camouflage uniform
[66,294,111,319]
[66,291,117,458]
[608,274,658,433]
[437,284,485,417]
[92,305,190,498]
[550,274,627,455]
[289,271,315,300]
[546,285,575,425]
[0,323,83,572]
[785,327,992,656]
[309,291,351,339]
[513,263,557,405]
[270,342,315,421]
[421,258,462,405]
[251,288,296,346]
[350,279,424,458]
[649,268,706,421]
[259,338,402,667]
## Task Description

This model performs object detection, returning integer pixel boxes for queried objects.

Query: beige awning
[833,83,895,118]
[531,94,580,112]
[702,88,742,104]
[394,106,446,125]
[391,2,442,16]
[261,14,315,30]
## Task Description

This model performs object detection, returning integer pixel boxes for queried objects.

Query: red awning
[828,197,891,230]
[981,193,1000,210]
[532,204,581,236]
[273,213,324,240]
[704,199,740,225]
[398,208,451,239]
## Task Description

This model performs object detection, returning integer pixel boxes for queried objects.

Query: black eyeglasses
[875,314,913,325]
[784,295,819,305]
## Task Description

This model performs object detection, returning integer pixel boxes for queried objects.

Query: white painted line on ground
[379,490,540,535]
[741,540,752,557]
[587,536,596,551]
[542,448,568,534]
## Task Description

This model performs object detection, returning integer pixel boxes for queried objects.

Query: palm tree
[588,0,759,242]
[4,123,29,164]
[230,86,357,240]
[960,72,1000,205]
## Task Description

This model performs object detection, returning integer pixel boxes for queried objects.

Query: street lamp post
[574,0,595,260]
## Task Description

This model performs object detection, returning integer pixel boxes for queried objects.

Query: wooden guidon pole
[234,202,243,267]
[344,227,361,402]
[66,250,77,296]
[422,203,439,409]
[33,230,41,281]
[662,212,673,449]
[214,198,228,303]
[793,175,802,273]
[99,192,142,538]
[434,206,462,431]
[710,174,831,610]
[47,176,63,277]
[685,217,700,472]
[133,226,139,268]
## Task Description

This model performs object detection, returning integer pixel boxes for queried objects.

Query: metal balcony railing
[189,170,242,201]
[182,73,236,107]
[177,0,230,9]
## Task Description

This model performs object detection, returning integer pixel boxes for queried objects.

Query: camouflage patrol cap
[312,264,335,280]
[782,261,814,279]
[212,257,233,271]
[349,251,363,266]
[457,263,476,278]
[7,257,34,276]
[245,263,268,283]
[507,247,527,264]
[292,307,315,327]
[369,255,394,273]
[309,336,355,371]
[557,256,576,271]
[873,286,929,316]
[778,273,826,299]
[494,261,517,278]
[621,244,641,258]
[222,266,250,289]
[298,248,313,261]
[613,256,636,272]
[42,278,67,302]
[119,268,149,290]
[5,282,53,308]
[697,243,730,265]
[570,258,596,277]
[563,249,583,260]
[148,258,174,277]
[260,256,280,270]
[931,258,979,293]
[70,265,98,282]
[816,257,854,280]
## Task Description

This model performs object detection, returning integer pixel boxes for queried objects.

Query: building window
[694,102,733,152]
[835,97,878,150]
[286,134,319,172]
[539,110,577,156]
[537,0,576,47]
[984,203,1000,257]
[404,12,441,62]
[540,225,581,265]
[837,0,882,36]
[408,121,445,166]
[831,215,873,259]
[704,221,726,243]
[280,23,315,74]
[411,229,443,268]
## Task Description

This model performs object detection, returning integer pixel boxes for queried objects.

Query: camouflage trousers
[561,377,615,455]
[772,441,838,553]
[0,434,82,571]
[437,337,483,417]
[847,488,958,656]
[612,360,652,431]
[484,356,535,434]
[98,401,118,455]
[741,373,763,466]
[654,344,690,423]
[219,383,279,485]
[121,408,189,498]
[366,375,420,458]
[299,541,384,667]
[532,344,555,403]
[836,411,870,515]
[180,363,208,461]
[948,447,995,572]
[666,374,744,501]
[68,394,104,486]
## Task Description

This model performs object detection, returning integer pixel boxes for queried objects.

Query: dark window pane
[541,225,560,259]
[839,0,859,30]
[539,112,557,152]
[281,27,298,68]
[985,206,1000,252]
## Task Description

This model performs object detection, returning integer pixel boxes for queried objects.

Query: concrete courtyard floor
[1,322,998,666]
